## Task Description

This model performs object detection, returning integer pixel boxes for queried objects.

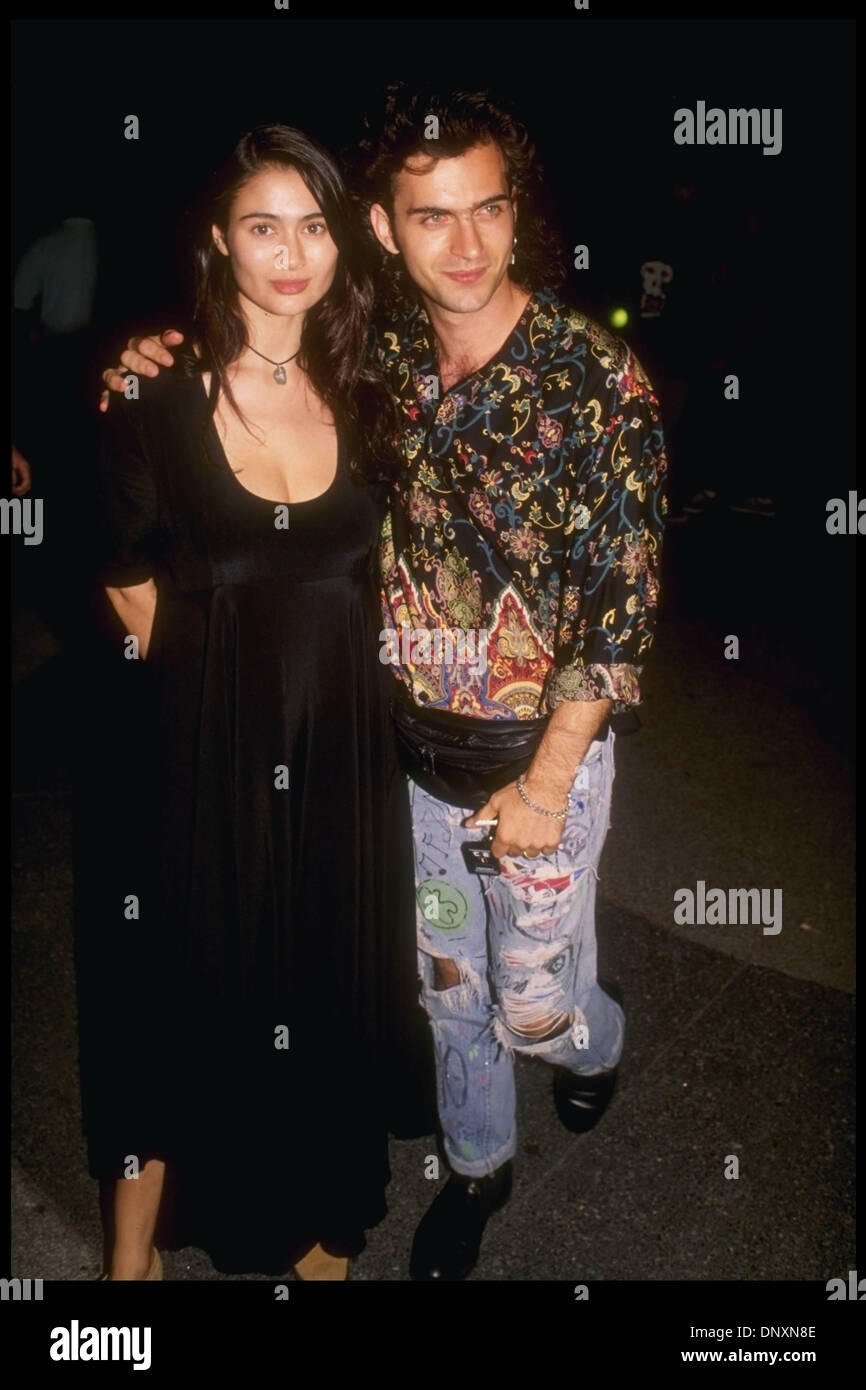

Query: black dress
[78,371,432,1274]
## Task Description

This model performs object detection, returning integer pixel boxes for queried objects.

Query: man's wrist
[522,743,578,804]
[516,775,570,819]
[522,768,574,807]
[523,697,613,802]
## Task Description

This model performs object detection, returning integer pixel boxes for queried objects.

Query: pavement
[9,499,856,1283]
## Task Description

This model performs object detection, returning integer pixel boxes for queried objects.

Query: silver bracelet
[515,776,571,821]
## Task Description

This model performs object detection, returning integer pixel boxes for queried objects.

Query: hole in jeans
[432,957,462,991]
[505,1011,570,1042]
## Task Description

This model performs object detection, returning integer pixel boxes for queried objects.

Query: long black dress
[77,370,432,1274]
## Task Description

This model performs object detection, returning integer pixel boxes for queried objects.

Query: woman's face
[212,165,339,321]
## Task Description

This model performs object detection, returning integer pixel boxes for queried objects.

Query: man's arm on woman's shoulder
[99,328,186,412]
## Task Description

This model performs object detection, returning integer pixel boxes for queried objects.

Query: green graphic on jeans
[417,879,469,931]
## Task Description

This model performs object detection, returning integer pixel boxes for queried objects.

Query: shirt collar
[402,287,561,391]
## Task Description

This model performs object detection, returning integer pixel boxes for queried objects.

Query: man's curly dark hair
[347,82,568,313]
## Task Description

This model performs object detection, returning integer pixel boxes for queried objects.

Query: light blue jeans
[411,731,624,1177]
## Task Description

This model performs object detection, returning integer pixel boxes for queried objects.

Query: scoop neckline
[197,375,342,508]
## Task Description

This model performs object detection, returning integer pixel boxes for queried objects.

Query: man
[100,85,667,1281]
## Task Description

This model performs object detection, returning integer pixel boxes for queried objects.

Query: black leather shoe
[409,1162,513,1281]
[553,1064,618,1133]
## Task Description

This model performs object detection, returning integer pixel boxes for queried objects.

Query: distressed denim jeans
[410,731,624,1177]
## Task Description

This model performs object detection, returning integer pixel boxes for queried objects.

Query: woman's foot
[101,1247,163,1281]
[292,1243,348,1281]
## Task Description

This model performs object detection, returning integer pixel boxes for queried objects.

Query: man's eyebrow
[237,210,324,221]
[406,193,511,216]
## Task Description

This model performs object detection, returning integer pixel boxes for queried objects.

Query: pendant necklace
[244,342,300,385]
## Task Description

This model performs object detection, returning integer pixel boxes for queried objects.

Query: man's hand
[466,781,565,860]
[465,696,613,861]
[99,329,185,412]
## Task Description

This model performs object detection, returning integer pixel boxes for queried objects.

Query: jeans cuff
[443,1131,516,1179]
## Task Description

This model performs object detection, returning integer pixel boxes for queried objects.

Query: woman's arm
[105,579,158,658]
[96,382,161,617]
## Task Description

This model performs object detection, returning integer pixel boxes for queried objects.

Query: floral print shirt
[373,288,668,720]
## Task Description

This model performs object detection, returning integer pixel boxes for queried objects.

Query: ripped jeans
[411,731,624,1177]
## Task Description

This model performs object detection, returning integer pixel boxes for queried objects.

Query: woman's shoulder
[112,356,206,425]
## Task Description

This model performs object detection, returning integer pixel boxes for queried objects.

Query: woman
[83,125,428,1280]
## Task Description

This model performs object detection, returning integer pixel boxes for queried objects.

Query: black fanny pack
[391,684,625,810]
[390,688,549,810]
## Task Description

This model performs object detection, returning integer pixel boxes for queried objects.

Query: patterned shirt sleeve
[541,343,667,715]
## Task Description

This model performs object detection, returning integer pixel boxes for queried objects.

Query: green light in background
[609,307,629,329]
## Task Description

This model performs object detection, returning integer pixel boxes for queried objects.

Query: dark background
[12,19,853,332]
[11,17,856,494]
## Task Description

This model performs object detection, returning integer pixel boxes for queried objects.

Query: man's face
[213,166,339,322]
[370,141,516,314]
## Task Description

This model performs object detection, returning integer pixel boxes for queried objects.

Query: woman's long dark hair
[180,124,401,485]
